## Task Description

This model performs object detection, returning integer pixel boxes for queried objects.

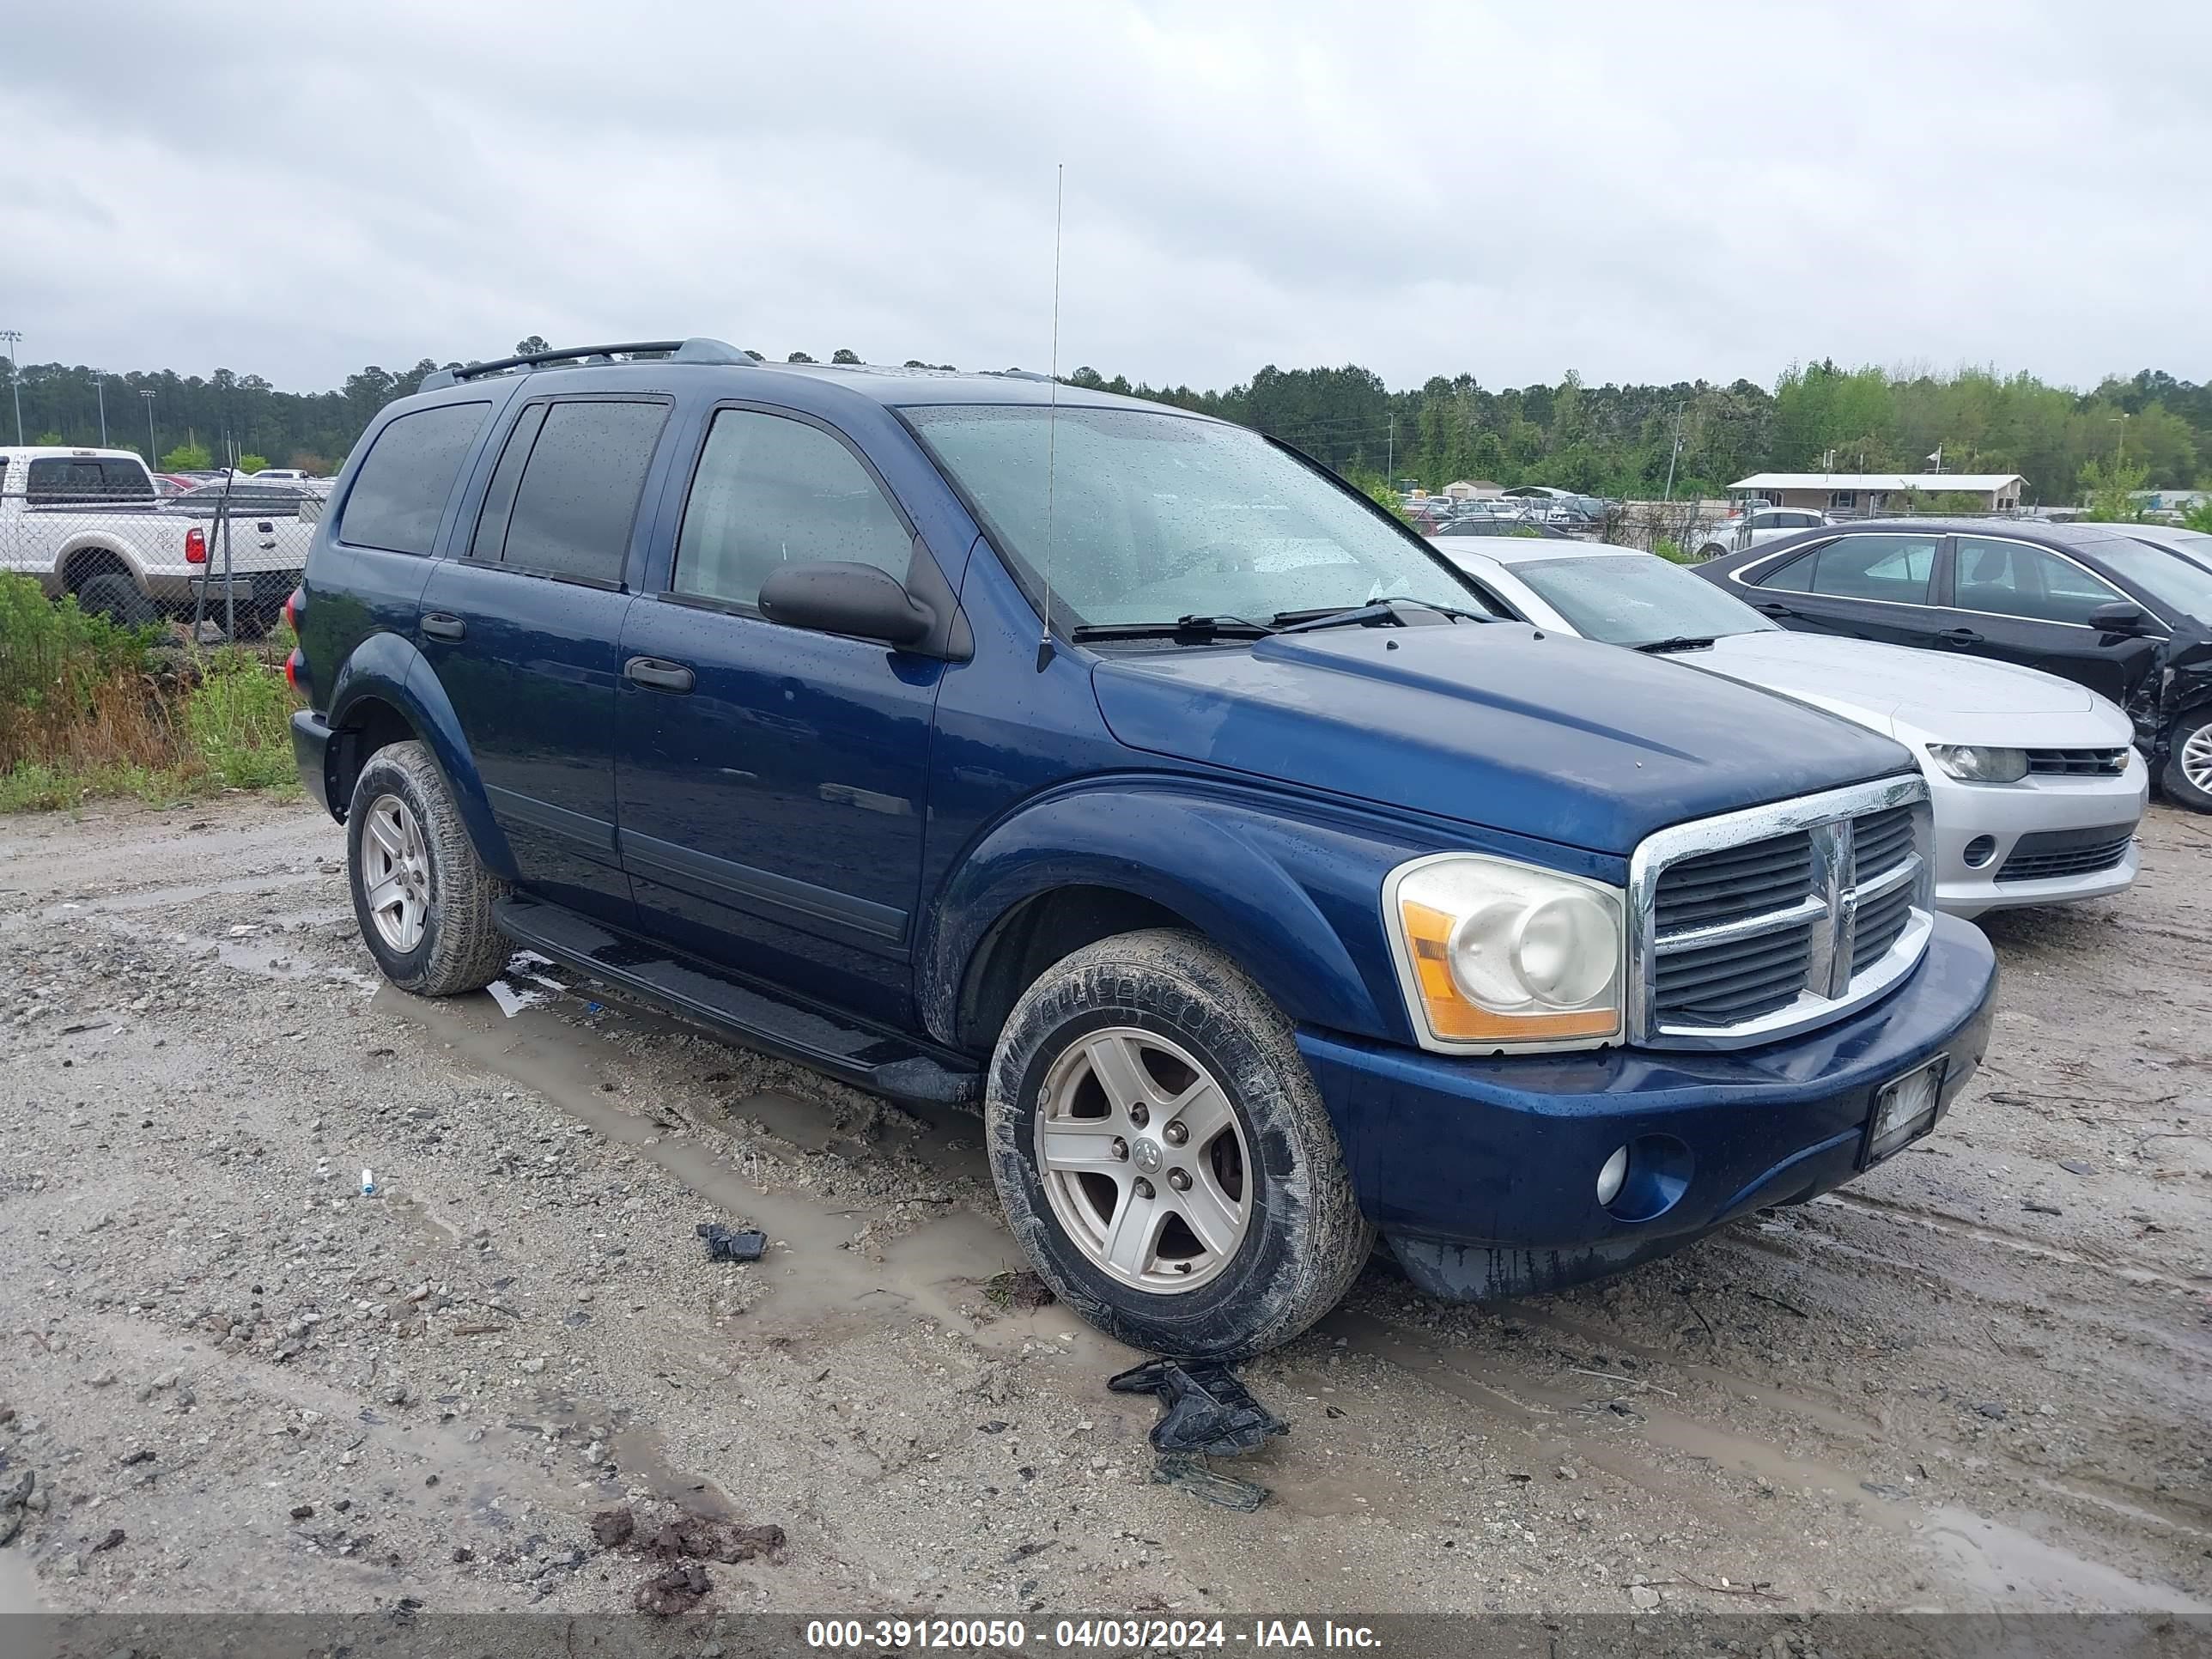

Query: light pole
[141,389,157,465]
[0,330,22,445]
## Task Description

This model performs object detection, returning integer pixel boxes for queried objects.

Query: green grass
[184,647,299,791]
[0,571,301,814]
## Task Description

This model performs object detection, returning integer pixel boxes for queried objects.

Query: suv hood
[1091,622,1913,856]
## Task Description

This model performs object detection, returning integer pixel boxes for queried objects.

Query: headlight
[1384,854,1625,1050]
[1926,744,2029,783]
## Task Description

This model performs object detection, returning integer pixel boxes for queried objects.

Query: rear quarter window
[338,402,492,556]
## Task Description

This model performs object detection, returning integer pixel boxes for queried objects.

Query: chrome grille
[2025,747,2129,776]
[1651,830,1812,933]
[1850,877,1916,964]
[1852,805,1914,883]
[1632,776,1933,1049]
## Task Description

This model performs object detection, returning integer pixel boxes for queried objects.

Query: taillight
[185,526,208,564]
[283,586,304,631]
[284,649,303,690]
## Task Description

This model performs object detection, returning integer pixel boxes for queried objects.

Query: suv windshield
[903,404,1480,629]
[1505,551,1776,647]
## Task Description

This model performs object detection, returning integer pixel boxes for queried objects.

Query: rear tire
[346,740,508,996]
[2163,710,2212,812]
[74,571,154,627]
[984,929,1373,1359]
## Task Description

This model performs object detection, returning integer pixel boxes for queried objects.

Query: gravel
[0,793,2205,1618]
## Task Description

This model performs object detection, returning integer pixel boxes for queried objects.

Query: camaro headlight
[1384,854,1625,1049]
[1926,744,2029,784]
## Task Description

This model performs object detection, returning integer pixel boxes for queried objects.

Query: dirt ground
[0,793,2204,1621]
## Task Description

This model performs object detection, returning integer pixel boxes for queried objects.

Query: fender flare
[916,780,1430,1052]
[56,534,151,590]
[325,629,519,880]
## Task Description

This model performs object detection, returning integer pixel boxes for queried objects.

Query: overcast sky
[4,2,2205,396]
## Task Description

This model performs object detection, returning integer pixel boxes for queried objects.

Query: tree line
[3,343,2204,505]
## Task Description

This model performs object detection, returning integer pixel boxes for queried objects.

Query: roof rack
[418,337,757,392]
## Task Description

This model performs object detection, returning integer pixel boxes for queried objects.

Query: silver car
[1433,538,2148,918]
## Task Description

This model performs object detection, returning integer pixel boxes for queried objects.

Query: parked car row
[289,338,2003,1362]
[1431,538,2148,914]
[1402,486,1613,536]
[1694,520,2212,811]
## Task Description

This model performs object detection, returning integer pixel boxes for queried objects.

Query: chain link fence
[0,461,324,641]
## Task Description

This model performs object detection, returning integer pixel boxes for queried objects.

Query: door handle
[1937,627,1983,647]
[1755,601,1795,618]
[421,612,466,641]
[624,656,696,694]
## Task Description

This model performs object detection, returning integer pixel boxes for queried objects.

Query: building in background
[1729,471,2027,514]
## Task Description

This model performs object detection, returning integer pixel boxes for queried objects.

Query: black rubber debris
[1152,1452,1268,1511]
[1108,1358,1287,1456]
[696,1223,767,1263]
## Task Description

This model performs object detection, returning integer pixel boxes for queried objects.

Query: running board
[491,895,981,1106]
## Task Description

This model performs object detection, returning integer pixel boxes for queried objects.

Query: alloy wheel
[361,793,432,953]
[1033,1026,1253,1294]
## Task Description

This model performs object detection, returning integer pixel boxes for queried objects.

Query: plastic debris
[1152,1451,1268,1511]
[1108,1358,1288,1457]
[359,1168,376,1197]
[696,1222,768,1263]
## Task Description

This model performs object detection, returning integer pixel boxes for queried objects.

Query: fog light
[1963,835,1997,868]
[1595,1145,1630,1207]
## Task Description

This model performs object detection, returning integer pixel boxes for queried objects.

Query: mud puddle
[374,988,1026,1340]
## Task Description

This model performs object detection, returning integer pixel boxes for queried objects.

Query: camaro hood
[1682,632,2132,746]
[1091,622,1914,857]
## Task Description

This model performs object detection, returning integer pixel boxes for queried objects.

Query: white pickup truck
[0,445,316,631]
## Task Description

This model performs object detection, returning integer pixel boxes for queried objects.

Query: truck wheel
[984,929,1373,1359]
[2164,711,2212,812]
[345,740,508,996]
[75,572,154,627]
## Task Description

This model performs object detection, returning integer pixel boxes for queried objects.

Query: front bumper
[1297,913,1998,1303]
[1927,756,2147,916]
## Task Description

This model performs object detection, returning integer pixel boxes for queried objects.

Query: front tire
[346,740,508,995]
[984,929,1373,1359]
[2164,710,2212,812]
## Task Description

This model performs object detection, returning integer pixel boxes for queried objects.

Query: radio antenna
[1036,163,1064,673]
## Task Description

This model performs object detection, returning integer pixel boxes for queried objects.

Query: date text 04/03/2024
[802,1618,1382,1649]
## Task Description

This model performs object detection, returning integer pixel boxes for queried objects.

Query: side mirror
[297,494,325,526]
[758,561,932,647]
[2087,600,2147,635]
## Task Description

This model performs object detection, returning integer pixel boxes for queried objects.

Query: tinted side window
[468,403,550,562]
[1758,547,1818,592]
[1808,533,1937,603]
[1953,537,2125,625]
[672,410,911,608]
[340,402,491,555]
[496,400,668,583]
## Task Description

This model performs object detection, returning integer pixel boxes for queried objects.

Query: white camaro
[1431,538,2148,918]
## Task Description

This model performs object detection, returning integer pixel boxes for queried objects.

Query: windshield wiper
[1632,635,1718,654]
[1273,596,1492,633]
[1068,613,1279,643]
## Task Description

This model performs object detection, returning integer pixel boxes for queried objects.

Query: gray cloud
[3,0,2205,392]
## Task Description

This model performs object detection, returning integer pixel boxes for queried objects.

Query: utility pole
[94,372,107,445]
[0,330,22,445]
[141,389,157,464]
[1386,413,1395,483]
[1662,404,1685,501]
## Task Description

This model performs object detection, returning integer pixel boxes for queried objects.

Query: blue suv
[289,339,1998,1358]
